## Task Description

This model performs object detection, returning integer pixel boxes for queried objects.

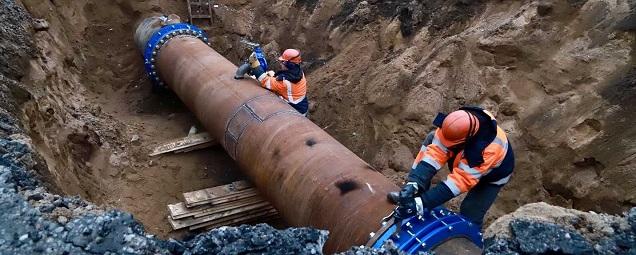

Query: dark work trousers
[460,182,502,225]
[421,131,503,226]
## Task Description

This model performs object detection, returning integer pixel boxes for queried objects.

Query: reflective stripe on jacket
[443,126,510,195]
[258,72,307,104]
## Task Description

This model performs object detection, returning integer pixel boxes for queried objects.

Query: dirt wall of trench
[202,0,636,224]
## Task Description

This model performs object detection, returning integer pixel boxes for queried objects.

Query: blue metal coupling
[368,207,483,254]
[142,23,209,89]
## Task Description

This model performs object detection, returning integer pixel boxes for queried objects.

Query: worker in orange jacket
[249,49,308,116]
[389,107,515,225]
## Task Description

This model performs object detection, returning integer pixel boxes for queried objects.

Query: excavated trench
[10,0,636,248]
[19,1,249,238]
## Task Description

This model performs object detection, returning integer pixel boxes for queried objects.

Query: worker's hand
[388,182,420,204]
[402,182,419,194]
[393,182,424,219]
[394,196,425,219]
[248,52,260,68]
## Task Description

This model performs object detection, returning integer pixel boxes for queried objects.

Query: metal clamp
[142,23,209,88]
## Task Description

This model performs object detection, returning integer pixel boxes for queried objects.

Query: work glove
[248,52,261,68]
[403,182,419,194]
[393,182,425,219]
[394,195,425,220]
[388,181,418,204]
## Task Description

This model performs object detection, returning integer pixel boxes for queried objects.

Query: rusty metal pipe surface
[136,20,397,252]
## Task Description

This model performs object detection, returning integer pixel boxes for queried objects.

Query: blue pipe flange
[368,207,483,254]
[142,23,209,89]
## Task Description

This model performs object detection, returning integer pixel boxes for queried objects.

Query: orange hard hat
[278,49,302,64]
[437,110,480,147]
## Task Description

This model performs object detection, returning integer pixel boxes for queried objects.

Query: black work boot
[387,191,400,204]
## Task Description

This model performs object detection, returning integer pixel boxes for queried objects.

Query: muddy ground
[7,0,636,246]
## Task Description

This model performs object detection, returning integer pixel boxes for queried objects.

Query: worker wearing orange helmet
[389,106,515,225]
[249,49,308,116]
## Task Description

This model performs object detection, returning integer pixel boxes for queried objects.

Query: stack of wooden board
[167,180,278,230]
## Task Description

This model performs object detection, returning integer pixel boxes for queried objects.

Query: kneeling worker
[249,49,309,116]
[389,107,515,226]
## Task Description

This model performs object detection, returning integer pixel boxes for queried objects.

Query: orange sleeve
[258,73,286,95]
[412,129,451,171]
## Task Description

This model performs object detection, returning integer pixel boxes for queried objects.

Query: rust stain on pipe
[137,20,397,252]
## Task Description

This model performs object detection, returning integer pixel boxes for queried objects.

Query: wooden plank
[189,208,279,230]
[168,196,262,219]
[169,204,278,230]
[182,181,249,204]
[186,189,258,208]
[177,143,214,153]
[192,198,265,218]
[172,203,273,229]
[168,202,192,218]
[191,209,279,231]
[169,202,273,229]
[182,181,254,207]
[167,180,278,231]
[184,187,256,207]
[149,132,215,156]
[182,181,251,201]
[169,196,259,219]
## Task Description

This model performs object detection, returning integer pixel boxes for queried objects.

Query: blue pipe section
[142,23,208,89]
[371,207,483,253]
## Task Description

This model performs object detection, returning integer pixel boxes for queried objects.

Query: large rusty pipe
[135,18,397,252]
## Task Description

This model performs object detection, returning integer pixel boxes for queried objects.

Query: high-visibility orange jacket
[414,125,511,195]
[257,72,307,105]
[409,107,514,198]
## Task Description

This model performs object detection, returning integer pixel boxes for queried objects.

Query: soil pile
[484,203,636,254]
[185,224,328,254]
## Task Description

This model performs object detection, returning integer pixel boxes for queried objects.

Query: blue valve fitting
[369,207,483,254]
[142,23,209,89]
[252,46,268,71]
